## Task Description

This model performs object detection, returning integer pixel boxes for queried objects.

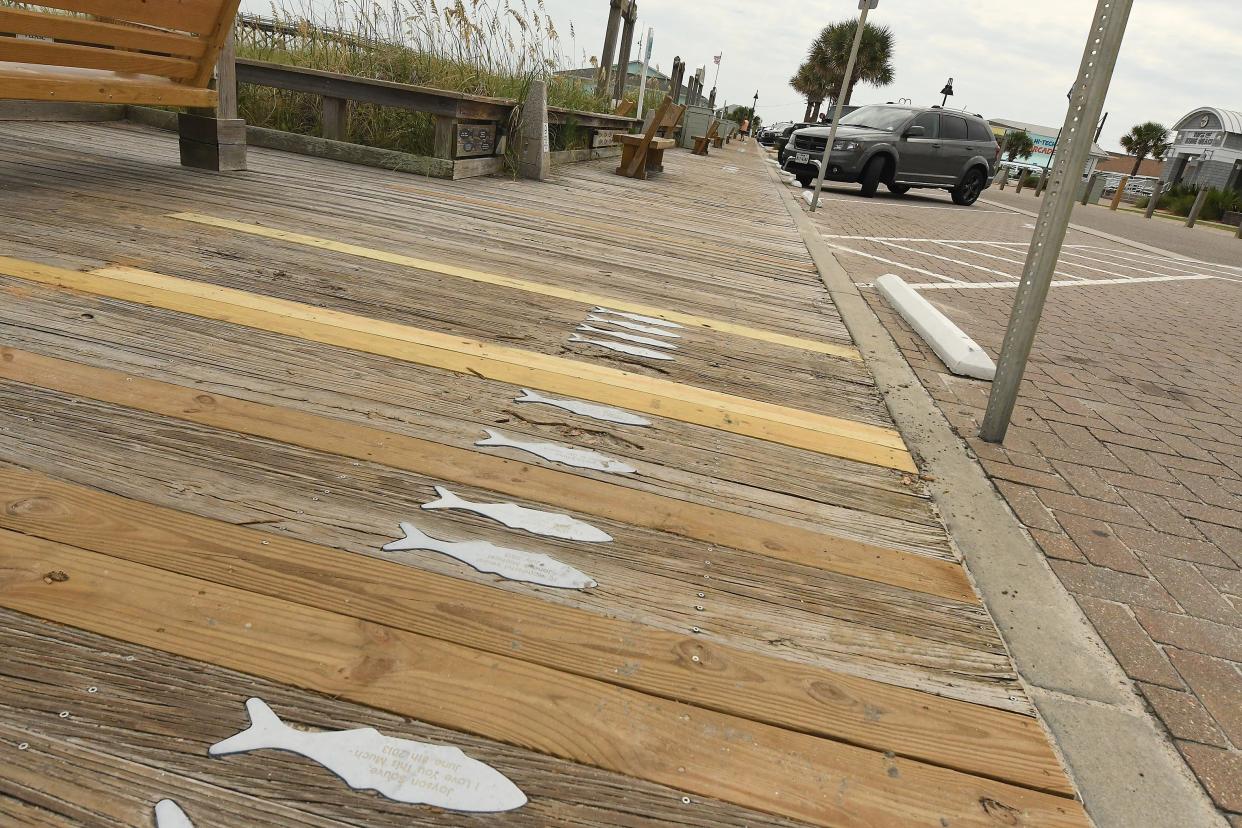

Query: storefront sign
[1178,130,1221,147]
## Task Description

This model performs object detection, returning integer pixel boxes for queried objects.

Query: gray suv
[782,104,999,206]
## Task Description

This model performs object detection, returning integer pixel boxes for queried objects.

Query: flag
[713,54,721,65]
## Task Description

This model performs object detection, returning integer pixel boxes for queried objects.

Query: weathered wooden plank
[0,257,908,470]
[0,65,217,108]
[0,463,1067,792]
[0,40,198,80]
[0,535,1088,827]
[0,382,1018,710]
[169,211,862,360]
[0,9,207,58]
[0,609,813,827]
[0,348,975,602]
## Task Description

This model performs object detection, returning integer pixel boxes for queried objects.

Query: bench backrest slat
[0,1,240,91]
[0,8,206,57]
[624,94,673,178]
[24,1,224,35]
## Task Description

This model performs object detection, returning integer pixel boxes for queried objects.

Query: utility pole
[981,0,1134,442]
[809,0,877,211]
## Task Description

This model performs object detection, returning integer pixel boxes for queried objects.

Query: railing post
[1185,188,1209,228]
[517,79,550,180]
[1145,180,1162,218]
[432,115,456,160]
[322,96,347,141]
[1108,175,1129,210]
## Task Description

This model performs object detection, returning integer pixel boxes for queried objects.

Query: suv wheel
[952,168,986,206]
[859,157,886,197]
[888,183,911,196]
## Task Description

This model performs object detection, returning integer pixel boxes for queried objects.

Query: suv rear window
[940,115,968,140]
[967,120,994,141]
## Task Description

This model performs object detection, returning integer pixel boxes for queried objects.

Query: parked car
[782,104,1000,206]
[758,122,791,146]
[775,122,814,164]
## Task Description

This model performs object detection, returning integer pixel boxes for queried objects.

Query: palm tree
[1002,130,1035,162]
[790,60,832,122]
[1119,122,1171,176]
[807,19,894,108]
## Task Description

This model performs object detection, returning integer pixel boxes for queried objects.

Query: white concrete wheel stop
[873,274,996,381]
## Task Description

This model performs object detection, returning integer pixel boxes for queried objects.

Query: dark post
[612,2,637,104]
[669,57,684,103]
[596,0,624,99]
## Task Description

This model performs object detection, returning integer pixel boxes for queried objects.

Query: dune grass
[234,0,637,155]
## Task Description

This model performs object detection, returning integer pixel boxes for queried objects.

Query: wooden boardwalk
[0,120,1086,826]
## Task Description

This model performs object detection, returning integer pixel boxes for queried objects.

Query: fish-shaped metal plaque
[211,698,527,811]
[514,388,651,427]
[584,314,681,338]
[590,307,684,329]
[476,428,637,474]
[384,521,598,588]
[422,485,612,543]
[155,800,194,828]
[576,323,677,350]
[569,333,675,361]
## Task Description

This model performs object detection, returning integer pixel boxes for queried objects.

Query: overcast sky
[242,0,1241,150]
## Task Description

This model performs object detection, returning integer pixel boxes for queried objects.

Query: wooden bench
[691,119,720,156]
[614,95,685,179]
[0,1,244,168]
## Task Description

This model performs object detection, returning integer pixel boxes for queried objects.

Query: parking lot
[792,169,1242,822]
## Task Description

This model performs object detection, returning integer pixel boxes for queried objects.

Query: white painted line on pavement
[821,235,1027,244]
[805,197,1012,213]
[823,241,964,284]
[875,274,995,380]
[865,238,1020,280]
[900,274,1213,290]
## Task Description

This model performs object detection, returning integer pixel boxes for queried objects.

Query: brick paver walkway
[803,180,1242,824]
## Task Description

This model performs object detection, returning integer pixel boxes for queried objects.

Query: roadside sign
[859,0,879,8]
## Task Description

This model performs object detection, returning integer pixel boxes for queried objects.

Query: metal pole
[634,27,652,119]
[1186,188,1209,228]
[809,3,871,212]
[980,0,1133,443]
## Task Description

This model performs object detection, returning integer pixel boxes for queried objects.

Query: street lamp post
[809,0,878,212]
[940,78,954,107]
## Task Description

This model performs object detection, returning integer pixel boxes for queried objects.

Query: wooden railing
[231,59,639,167]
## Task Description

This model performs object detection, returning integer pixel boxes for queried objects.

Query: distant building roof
[990,117,1108,159]
[1172,106,1242,134]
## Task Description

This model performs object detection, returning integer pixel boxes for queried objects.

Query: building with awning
[988,117,1109,175]
[1161,107,1242,192]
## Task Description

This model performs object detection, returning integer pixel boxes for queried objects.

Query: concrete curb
[873,274,995,380]
[759,148,1227,828]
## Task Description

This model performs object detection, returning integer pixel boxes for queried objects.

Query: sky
[241,0,1242,151]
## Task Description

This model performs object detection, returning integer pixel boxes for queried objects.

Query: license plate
[795,152,810,164]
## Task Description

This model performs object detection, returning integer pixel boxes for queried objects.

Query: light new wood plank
[0,65,217,107]
[0,40,198,80]
[169,211,863,361]
[0,532,1089,828]
[0,463,1070,795]
[0,9,206,58]
[0,346,974,601]
[0,255,912,470]
[1,610,810,828]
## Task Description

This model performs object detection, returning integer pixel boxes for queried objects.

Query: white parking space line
[865,239,1020,280]
[926,240,1085,281]
[1065,247,1217,279]
[823,242,964,284]
[1068,244,1240,276]
[901,274,1213,290]
[808,195,1014,213]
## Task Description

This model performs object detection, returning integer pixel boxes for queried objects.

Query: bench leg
[178,112,247,172]
[646,147,664,173]
[617,143,636,176]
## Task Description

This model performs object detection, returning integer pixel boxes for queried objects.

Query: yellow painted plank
[169,211,863,362]
[0,256,915,471]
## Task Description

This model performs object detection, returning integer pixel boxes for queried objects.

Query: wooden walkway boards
[0,121,1086,826]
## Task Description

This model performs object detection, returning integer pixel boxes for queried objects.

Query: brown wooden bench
[614,95,685,179]
[691,119,719,156]
[0,2,240,108]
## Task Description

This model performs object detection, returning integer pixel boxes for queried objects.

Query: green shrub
[1204,188,1242,222]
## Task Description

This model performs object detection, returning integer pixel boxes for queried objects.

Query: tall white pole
[808,2,871,212]
[635,27,653,119]
[981,0,1133,441]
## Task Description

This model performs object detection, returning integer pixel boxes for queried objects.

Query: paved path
[797,174,1242,825]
